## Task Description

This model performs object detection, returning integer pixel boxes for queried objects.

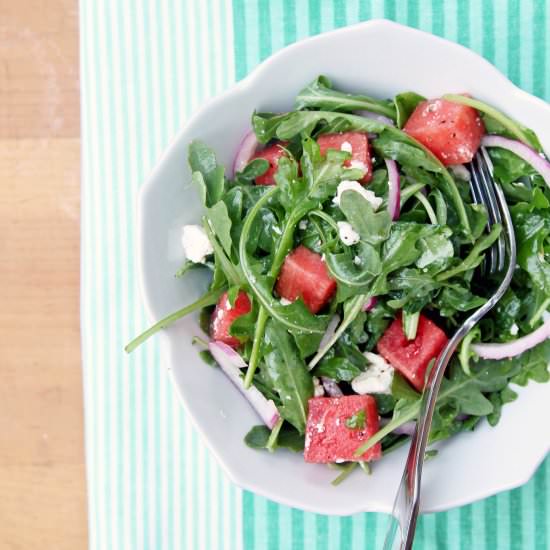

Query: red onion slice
[362,296,378,312]
[472,319,550,360]
[233,130,259,176]
[209,341,280,428]
[379,417,416,436]
[482,135,550,188]
[321,377,344,397]
[318,314,341,352]
[385,158,401,220]
[355,110,395,127]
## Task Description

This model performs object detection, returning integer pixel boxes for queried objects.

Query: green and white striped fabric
[81,1,549,548]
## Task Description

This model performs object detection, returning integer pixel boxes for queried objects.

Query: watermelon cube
[252,142,288,185]
[304,395,382,463]
[210,291,252,348]
[275,245,336,314]
[317,131,373,183]
[404,98,485,165]
[376,313,448,391]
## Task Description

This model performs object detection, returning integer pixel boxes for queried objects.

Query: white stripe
[185,0,200,110]
[172,394,182,550]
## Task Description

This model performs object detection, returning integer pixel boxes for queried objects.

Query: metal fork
[383,148,517,550]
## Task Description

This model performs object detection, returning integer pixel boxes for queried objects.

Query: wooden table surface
[0,1,87,548]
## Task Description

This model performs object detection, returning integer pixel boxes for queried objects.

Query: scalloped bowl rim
[137,19,550,515]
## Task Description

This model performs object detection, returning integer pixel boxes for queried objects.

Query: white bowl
[138,20,550,515]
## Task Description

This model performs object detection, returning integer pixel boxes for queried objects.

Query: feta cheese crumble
[351,352,394,395]
[280,297,292,306]
[340,141,353,153]
[313,376,325,397]
[333,180,382,210]
[337,221,360,246]
[510,323,519,336]
[298,219,308,230]
[181,224,213,263]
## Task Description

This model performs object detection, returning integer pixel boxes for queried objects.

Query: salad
[127,76,550,484]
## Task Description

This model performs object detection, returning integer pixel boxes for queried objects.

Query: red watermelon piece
[275,245,336,314]
[403,98,485,165]
[304,395,382,463]
[317,131,373,183]
[210,291,252,348]
[376,313,449,391]
[252,141,288,185]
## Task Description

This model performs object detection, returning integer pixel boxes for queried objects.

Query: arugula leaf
[263,320,314,433]
[394,91,425,128]
[174,259,213,279]
[244,424,305,452]
[340,190,391,245]
[188,141,225,206]
[436,224,502,281]
[252,112,295,144]
[345,409,366,429]
[313,357,363,382]
[296,75,397,119]
[442,94,542,151]
[206,201,233,257]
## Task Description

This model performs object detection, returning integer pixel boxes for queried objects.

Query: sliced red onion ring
[385,158,401,220]
[472,319,550,360]
[355,110,395,127]
[321,377,344,397]
[482,135,550,188]
[318,314,341,353]
[232,130,259,176]
[362,296,378,312]
[209,341,280,428]
[380,417,416,436]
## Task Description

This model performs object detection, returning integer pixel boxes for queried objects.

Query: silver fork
[383,148,517,550]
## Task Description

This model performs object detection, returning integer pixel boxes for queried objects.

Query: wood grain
[0,0,86,548]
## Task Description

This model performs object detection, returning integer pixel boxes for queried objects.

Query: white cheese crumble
[313,376,325,397]
[280,297,292,306]
[353,255,362,266]
[333,180,382,210]
[181,224,213,263]
[298,219,308,230]
[510,323,519,336]
[351,352,394,395]
[337,221,360,246]
[340,141,353,153]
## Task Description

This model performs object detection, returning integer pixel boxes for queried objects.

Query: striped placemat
[80,1,549,548]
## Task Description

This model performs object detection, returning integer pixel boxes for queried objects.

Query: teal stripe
[284,0,297,44]
[510,488,523,550]
[383,0,396,20]
[535,462,548,550]
[308,0,321,35]
[459,505,472,549]
[258,0,272,61]
[339,515,352,548]
[291,509,305,549]
[407,0,419,28]
[431,0,445,36]
[233,0,248,79]
[456,0,470,46]
[243,491,255,548]
[358,2,371,20]
[481,0,495,62]
[333,0,347,27]
[533,0,547,98]
[435,510,448,549]
[267,500,280,550]
[315,514,329,550]
[484,496,497,550]
[507,0,521,85]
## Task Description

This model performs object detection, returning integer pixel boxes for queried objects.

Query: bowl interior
[139,20,550,514]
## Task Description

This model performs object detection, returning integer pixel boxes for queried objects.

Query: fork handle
[384,181,516,549]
